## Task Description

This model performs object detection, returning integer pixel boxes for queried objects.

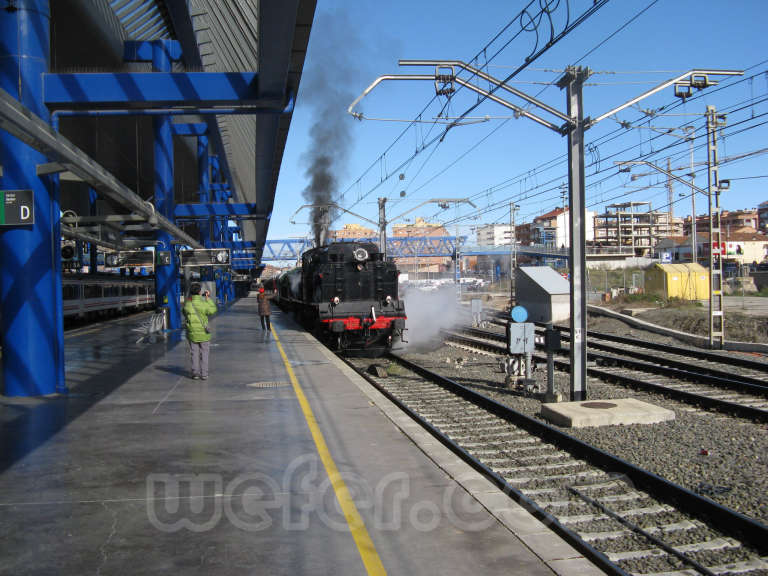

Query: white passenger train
[62,274,155,319]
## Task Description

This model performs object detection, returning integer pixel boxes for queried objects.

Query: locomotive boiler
[276,241,406,354]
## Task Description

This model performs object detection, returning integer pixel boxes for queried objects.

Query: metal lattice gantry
[210,236,466,268]
[252,236,465,263]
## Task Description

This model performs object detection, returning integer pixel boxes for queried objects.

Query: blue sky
[270,0,768,242]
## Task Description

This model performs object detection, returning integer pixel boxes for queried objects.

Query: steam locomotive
[274,241,407,355]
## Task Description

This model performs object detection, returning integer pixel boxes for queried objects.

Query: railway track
[349,354,768,576]
[550,325,768,390]
[487,312,768,376]
[444,328,768,423]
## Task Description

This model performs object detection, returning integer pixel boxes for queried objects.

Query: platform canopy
[45,0,316,265]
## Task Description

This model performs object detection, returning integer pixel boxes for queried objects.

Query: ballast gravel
[395,344,768,525]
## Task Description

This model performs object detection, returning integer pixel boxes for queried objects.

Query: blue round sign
[510,305,528,323]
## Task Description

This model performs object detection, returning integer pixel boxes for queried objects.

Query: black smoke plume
[300,11,360,246]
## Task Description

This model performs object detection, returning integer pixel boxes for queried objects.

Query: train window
[84,284,101,299]
[63,285,80,300]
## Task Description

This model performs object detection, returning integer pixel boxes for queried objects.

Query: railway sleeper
[503,468,606,486]
[558,504,675,525]
[633,557,768,576]
[578,519,702,542]
[607,536,741,562]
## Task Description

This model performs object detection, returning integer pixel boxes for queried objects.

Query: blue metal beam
[174,203,263,218]
[171,122,208,136]
[43,72,260,108]
[123,40,182,62]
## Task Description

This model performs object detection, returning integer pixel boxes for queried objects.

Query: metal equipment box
[507,322,535,355]
[515,266,570,323]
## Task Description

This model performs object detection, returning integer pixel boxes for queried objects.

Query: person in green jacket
[183,283,217,380]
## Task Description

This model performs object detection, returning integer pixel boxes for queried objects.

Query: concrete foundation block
[541,398,675,428]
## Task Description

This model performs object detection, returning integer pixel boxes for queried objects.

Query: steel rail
[494,312,768,373]
[380,352,768,555]
[343,356,630,576]
[474,325,768,395]
[556,323,768,375]
[447,329,768,423]
[578,338,768,393]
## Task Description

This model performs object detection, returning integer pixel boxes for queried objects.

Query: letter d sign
[20,206,30,220]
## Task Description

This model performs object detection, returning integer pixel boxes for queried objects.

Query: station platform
[0,297,603,575]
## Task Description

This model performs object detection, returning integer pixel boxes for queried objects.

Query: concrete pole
[0,1,65,396]
[559,66,589,402]
[152,40,180,329]
[378,197,387,258]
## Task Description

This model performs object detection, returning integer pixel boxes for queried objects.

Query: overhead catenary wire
[437,108,768,228]
[330,8,766,238]
[434,76,768,221]
[336,0,612,218]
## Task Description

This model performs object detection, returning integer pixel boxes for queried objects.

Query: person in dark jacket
[256,286,273,331]
[183,283,217,380]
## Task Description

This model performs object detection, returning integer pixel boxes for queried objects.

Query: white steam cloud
[401,286,464,350]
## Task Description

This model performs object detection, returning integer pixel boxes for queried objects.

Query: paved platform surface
[0,297,603,575]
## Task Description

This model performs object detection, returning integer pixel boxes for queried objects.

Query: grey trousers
[189,340,210,377]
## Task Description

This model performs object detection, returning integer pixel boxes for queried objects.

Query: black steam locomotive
[275,241,406,354]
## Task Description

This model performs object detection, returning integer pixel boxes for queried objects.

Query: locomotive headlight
[385,295,392,304]
[353,248,369,262]
[332,296,341,306]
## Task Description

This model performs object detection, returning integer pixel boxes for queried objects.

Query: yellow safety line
[271,326,387,576]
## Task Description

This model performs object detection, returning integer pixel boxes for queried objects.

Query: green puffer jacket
[183,295,217,342]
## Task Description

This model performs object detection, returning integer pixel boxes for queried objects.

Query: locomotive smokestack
[300,11,359,246]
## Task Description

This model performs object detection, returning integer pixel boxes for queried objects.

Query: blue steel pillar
[152,41,180,329]
[197,135,210,246]
[0,1,63,396]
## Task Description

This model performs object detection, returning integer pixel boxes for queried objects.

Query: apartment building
[532,207,595,248]
[392,218,451,273]
[683,208,759,236]
[759,201,768,233]
[330,223,376,240]
[475,223,512,246]
[593,201,671,256]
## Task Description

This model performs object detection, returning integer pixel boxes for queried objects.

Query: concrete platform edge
[308,334,606,576]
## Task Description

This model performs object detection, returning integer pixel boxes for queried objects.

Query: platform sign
[180,249,230,268]
[0,190,34,226]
